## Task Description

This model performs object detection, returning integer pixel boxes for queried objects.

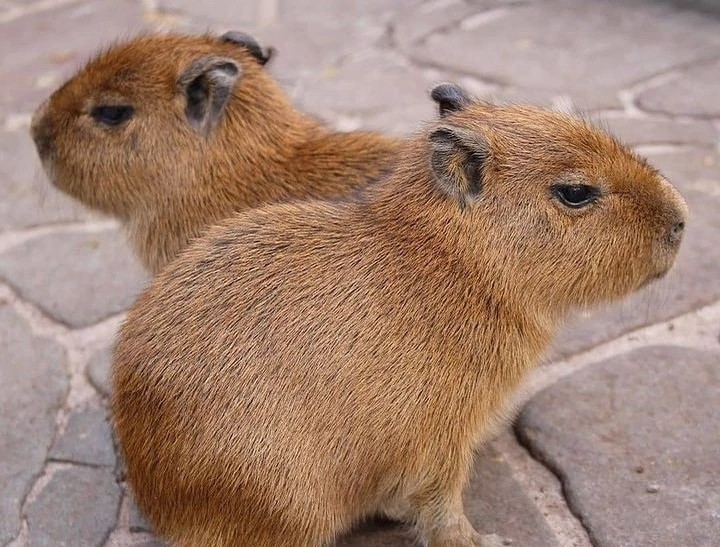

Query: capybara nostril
[669,220,685,245]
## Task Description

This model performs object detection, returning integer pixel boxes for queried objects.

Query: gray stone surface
[296,49,437,135]
[0,0,147,120]
[409,0,720,109]
[637,58,720,118]
[0,229,148,328]
[87,345,113,397]
[0,130,89,230]
[128,496,152,533]
[518,346,720,546]
[50,404,116,467]
[25,465,121,547]
[0,303,67,545]
[599,116,718,147]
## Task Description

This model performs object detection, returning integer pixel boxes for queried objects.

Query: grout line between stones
[513,424,598,547]
[491,299,720,546]
[493,431,592,546]
[616,54,720,120]
[518,298,720,405]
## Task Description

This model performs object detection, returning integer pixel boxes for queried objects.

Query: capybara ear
[428,125,487,206]
[431,83,472,117]
[178,56,241,135]
[220,31,275,66]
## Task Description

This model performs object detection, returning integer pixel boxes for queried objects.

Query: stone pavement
[1,0,718,545]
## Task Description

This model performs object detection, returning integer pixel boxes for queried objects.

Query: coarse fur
[30,33,399,272]
[113,99,687,546]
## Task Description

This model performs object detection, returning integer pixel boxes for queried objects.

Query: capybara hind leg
[411,497,481,547]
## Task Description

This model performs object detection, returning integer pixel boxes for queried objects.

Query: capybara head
[425,84,686,311]
[30,32,281,218]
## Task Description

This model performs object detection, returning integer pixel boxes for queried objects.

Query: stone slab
[25,464,121,547]
[0,228,148,328]
[518,346,720,546]
[128,495,152,533]
[296,49,437,135]
[0,130,90,230]
[598,116,718,147]
[0,0,148,121]
[409,0,720,109]
[637,58,720,118]
[87,344,113,397]
[50,404,115,467]
[0,303,67,545]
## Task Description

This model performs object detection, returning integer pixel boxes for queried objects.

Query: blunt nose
[30,100,54,158]
[668,219,685,245]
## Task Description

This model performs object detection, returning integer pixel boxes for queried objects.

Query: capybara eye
[90,105,134,126]
[552,184,599,208]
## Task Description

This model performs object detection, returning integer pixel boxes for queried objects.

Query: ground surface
[1,0,719,545]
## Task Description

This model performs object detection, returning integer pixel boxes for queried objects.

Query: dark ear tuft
[431,83,472,117]
[428,125,487,206]
[178,56,241,135]
[220,31,274,66]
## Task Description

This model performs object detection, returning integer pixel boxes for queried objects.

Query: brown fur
[30,33,399,272]
[113,100,687,546]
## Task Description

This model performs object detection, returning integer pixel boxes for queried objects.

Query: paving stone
[0,0,147,121]
[128,496,152,533]
[0,303,67,545]
[87,344,113,397]
[637,58,720,118]
[49,404,115,467]
[337,446,555,546]
[409,0,720,109]
[0,229,148,328]
[517,346,720,546]
[160,0,413,85]
[598,116,718,147]
[0,130,90,230]
[25,465,121,547]
[650,148,720,192]
[156,0,257,29]
[552,148,720,356]
[394,0,486,51]
[296,49,437,135]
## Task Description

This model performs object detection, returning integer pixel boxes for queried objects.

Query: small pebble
[635,465,644,474]
[646,484,660,494]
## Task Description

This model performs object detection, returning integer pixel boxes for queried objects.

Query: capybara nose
[668,219,685,246]
[30,100,54,158]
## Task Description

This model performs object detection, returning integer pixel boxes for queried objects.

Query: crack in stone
[513,424,598,547]
[507,298,720,544]
[617,54,720,120]
[518,299,720,405]
[402,49,509,89]
[492,431,592,546]
[45,458,110,470]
